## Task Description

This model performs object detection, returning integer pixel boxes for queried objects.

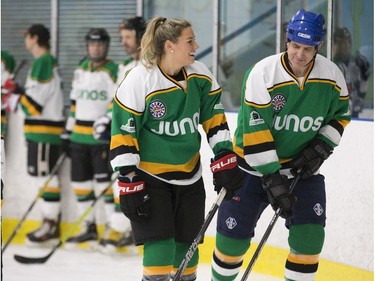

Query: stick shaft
[173,187,226,281]
[240,175,300,281]
[14,173,118,264]
[2,153,66,252]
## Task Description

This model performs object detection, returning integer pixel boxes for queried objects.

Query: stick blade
[14,253,50,264]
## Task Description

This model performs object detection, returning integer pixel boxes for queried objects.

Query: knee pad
[289,224,324,255]
[216,232,250,257]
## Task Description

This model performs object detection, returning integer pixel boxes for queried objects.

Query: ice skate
[26,218,60,247]
[65,222,98,250]
[99,227,134,254]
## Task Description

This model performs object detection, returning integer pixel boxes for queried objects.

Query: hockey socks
[143,239,199,281]
[211,232,250,281]
[285,224,324,281]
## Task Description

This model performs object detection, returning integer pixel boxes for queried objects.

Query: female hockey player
[211,9,351,281]
[110,16,243,281]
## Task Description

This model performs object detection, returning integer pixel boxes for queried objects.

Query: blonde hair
[140,16,191,68]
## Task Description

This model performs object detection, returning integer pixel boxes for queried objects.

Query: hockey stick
[11,59,28,80]
[2,152,67,252]
[240,174,301,281]
[173,187,227,281]
[13,173,118,264]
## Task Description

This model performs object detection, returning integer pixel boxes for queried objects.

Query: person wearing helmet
[211,9,351,281]
[92,17,147,254]
[333,27,370,118]
[61,28,118,248]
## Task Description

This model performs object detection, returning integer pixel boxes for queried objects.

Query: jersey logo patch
[272,94,286,111]
[313,203,324,216]
[249,111,265,126]
[225,217,237,230]
[120,118,135,133]
[149,100,166,119]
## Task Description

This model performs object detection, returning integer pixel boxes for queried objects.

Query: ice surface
[1,245,283,281]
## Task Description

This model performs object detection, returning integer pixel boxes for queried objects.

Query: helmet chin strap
[303,48,319,67]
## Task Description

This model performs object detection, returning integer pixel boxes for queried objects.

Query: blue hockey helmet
[287,9,326,47]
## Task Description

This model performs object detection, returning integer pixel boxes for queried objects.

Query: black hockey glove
[60,132,71,157]
[290,138,333,180]
[118,174,151,223]
[210,150,243,200]
[262,172,294,219]
[93,115,111,143]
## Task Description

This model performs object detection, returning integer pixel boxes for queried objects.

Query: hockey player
[333,27,370,118]
[3,25,65,245]
[211,9,351,281]
[1,50,16,135]
[93,16,147,254]
[110,17,243,281]
[61,28,118,247]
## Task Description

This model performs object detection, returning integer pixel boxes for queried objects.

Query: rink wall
[2,111,374,278]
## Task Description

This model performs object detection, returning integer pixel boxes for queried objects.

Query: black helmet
[85,28,110,62]
[85,28,110,43]
[119,16,146,41]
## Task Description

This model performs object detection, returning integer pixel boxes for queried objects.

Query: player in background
[211,9,351,281]
[61,28,118,248]
[1,50,16,194]
[110,16,243,281]
[333,27,370,118]
[2,25,65,245]
[93,16,147,254]
[116,16,146,85]
[1,50,16,136]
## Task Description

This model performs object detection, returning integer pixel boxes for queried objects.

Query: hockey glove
[1,93,21,113]
[60,132,71,156]
[290,138,333,180]
[118,174,151,223]
[1,78,24,95]
[93,115,111,143]
[210,150,243,200]
[262,172,294,219]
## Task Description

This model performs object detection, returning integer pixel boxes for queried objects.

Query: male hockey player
[93,16,147,254]
[61,28,118,247]
[2,25,65,245]
[333,26,370,118]
[94,17,146,253]
[211,9,351,281]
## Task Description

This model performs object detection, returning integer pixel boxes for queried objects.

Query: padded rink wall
[2,111,374,280]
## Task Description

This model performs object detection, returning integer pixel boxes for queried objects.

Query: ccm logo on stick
[211,155,237,172]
